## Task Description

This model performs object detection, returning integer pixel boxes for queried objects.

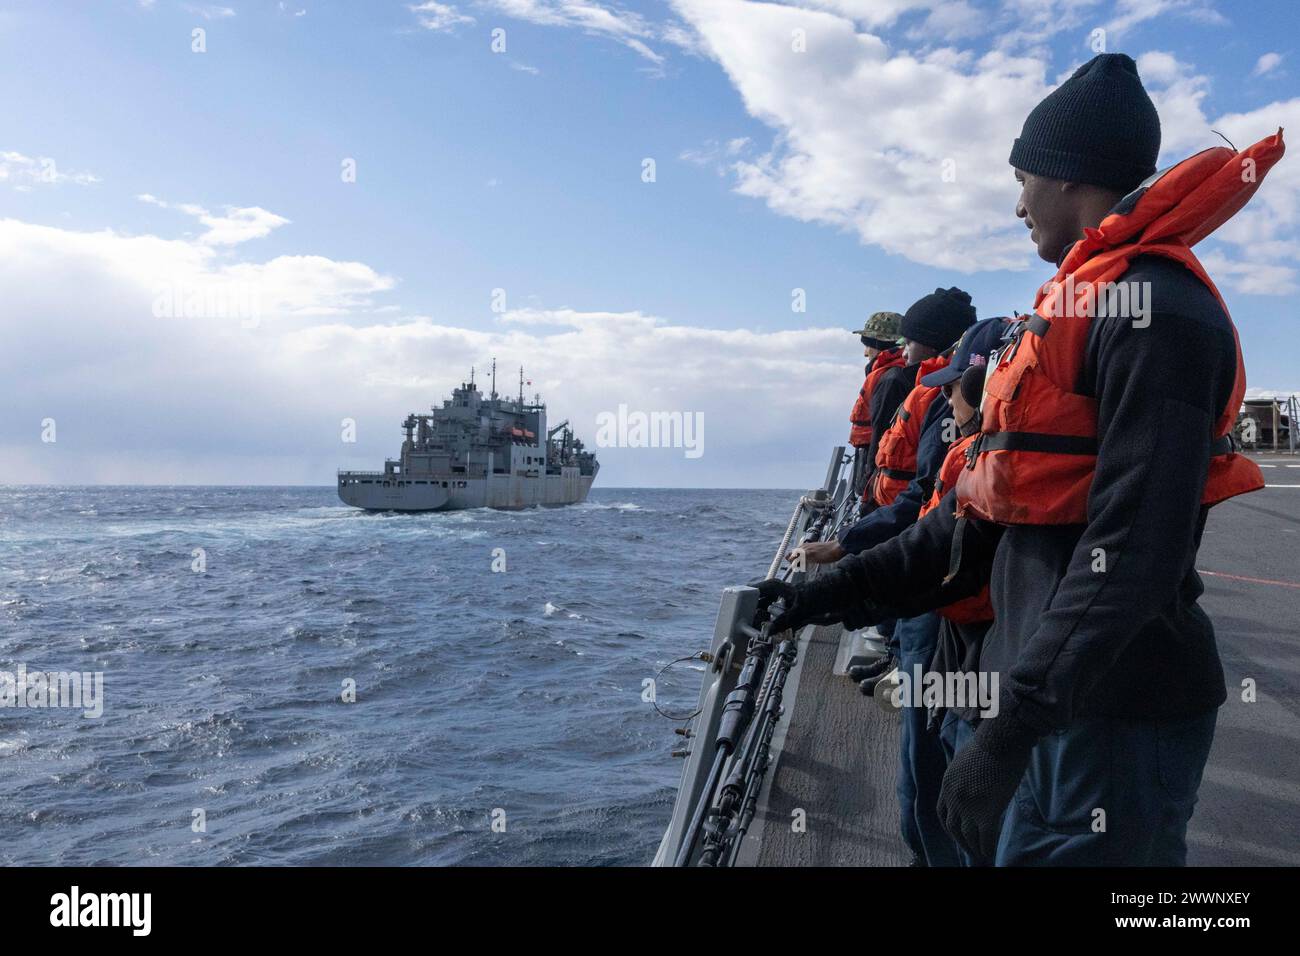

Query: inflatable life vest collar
[1065,128,1285,266]
[915,352,950,385]
[955,131,1283,526]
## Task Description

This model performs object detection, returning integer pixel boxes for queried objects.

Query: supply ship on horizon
[337,364,598,512]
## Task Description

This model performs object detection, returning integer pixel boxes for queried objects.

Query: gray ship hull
[337,466,596,512]
[338,371,599,513]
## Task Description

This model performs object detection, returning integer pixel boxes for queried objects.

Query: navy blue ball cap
[920,317,1012,387]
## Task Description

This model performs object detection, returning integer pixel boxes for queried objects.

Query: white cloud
[0,213,860,486]
[194,206,291,247]
[1104,0,1224,38]
[183,4,236,20]
[1198,251,1296,296]
[670,0,1048,272]
[986,0,1104,57]
[906,0,986,41]
[1134,52,1300,296]
[1136,50,1212,154]
[136,194,291,246]
[788,1,944,28]
[413,0,689,64]
[680,136,752,173]
[409,1,475,31]
[659,2,1299,289]
[1253,52,1283,77]
[488,0,663,61]
[0,151,100,190]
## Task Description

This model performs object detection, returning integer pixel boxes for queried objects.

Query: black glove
[937,704,1039,864]
[751,577,847,634]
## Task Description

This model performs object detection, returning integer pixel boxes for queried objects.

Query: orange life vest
[849,347,905,447]
[956,131,1284,525]
[920,434,993,624]
[871,354,951,507]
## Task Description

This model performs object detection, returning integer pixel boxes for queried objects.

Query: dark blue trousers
[938,710,982,867]
[895,612,960,866]
[938,709,977,760]
[995,709,1218,866]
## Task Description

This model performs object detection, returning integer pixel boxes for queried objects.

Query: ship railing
[653,445,850,867]
[337,470,385,476]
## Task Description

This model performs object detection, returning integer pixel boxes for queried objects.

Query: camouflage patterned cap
[853,311,904,345]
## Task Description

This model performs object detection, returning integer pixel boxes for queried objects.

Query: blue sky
[1,0,1297,487]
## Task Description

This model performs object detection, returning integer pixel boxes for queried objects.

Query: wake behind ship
[337,367,598,512]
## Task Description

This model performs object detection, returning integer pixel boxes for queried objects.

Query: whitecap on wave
[574,501,643,512]
[543,601,583,620]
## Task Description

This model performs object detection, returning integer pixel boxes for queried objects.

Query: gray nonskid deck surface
[735,458,1299,868]
[747,621,908,867]
[1188,482,1300,865]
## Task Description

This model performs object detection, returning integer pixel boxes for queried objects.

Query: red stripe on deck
[1198,569,1300,590]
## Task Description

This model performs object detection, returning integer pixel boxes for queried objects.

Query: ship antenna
[491,358,497,400]
[469,365,475,388]
[518,365,524,406]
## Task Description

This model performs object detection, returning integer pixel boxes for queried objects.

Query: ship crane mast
[547,419,572,462]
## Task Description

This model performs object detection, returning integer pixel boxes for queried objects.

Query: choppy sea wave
[0,485,792,865]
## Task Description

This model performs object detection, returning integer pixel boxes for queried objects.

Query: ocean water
[0,486,795,865]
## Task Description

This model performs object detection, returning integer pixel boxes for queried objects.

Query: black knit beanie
[901,287,976,352]
[1009,53,1160,194]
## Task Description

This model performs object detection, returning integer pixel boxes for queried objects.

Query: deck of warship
[663,453,1300,867]
[1186,455,1300,865]
[735,616,909,866]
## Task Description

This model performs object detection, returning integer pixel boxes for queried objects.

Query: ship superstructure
[337,365,598,511]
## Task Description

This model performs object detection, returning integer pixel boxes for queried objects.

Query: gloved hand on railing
[752,576,883,634]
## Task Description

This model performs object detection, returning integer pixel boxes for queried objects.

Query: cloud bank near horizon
[0,211,859,487]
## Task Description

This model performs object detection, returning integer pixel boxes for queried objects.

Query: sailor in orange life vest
[799,290,976,568]
[847,311,906,499]
[758,53,1283,865]
[871,316,1005,868]
[921,318,1008,867]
